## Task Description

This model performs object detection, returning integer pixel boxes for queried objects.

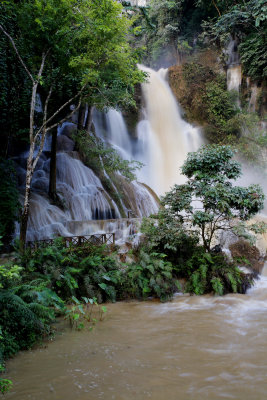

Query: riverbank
[3,273,267,400]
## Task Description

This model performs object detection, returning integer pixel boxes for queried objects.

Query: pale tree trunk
[0,24,85,250]
[19,144,35,249]
[49,128,58,202]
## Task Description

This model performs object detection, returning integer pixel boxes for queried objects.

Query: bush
[184,251,253,295]
[0,258,64,360]
[0,159,20,247]
[21,241,123,303]
[124,250,180,302]
[141,210,199,268]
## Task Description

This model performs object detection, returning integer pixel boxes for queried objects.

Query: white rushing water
[226,38,242,106]
[136,65,203,195]
[15,65,205,241]
[93,66,203,196]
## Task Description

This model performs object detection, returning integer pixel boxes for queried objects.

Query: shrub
[184,251,253,295]
[0,159,20,247]
[124,250,180,302]
[0,259,64,360]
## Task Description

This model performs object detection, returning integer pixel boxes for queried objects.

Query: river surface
[4,273,267,400]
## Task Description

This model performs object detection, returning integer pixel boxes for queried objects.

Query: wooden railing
[26,233,115,250]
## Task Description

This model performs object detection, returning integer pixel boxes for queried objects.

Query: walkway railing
[26,233,115,250]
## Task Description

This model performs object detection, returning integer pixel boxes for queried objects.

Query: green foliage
[64,296,107,331]
[0,264,22,289]
[0,7,32,156]
[199,0,267,80]
[76,131,143,181]
[141,0,215,66]
[21,241,123,303]
[185,251,251,296]
[239,33,267,80]
[0,241,118,362]
[162,145,265,252]
[141,210,199,268]
[0,363,12,394]
[124,250,179,302]
[179,62,239,138]
[0,159,20,247]
[0,288,57,359]
[0,0,145,161]
[78,251,124,303]
[0,246,65,360]
[204,81,236,127]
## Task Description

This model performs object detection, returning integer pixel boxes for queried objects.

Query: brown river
[4,270,267,400]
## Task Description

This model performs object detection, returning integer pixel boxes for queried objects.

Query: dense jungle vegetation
[0,0,266,390]
[1,145,265,391]
[0,0,266,245]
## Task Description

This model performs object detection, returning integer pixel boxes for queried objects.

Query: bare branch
[35,84,86,137]
[37,50,50,81]
[44,86,53,126]
[33,86,53,145]
[0,23,34,82]
[211,0,221,17]
[30,51,50,142]
[30,82,38,142]
[46,96,82,132]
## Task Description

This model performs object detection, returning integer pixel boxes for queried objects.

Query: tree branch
[35,84,86,137]
[33,86,53,145]
[0,23,34,82]
[211,0,221,17]
[46,96,82,133]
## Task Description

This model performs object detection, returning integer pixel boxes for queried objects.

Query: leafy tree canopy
[0,0,144,155]
[199,0,267,80]
[162,145,266,252]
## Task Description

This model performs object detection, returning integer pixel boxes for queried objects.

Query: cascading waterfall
[226,37,242,106]
[136,65,203,195]
[15,64,204,241]
[93,66,203,196]
[248,84,259,113]
[227,65,242,92]
[16,151,122,241]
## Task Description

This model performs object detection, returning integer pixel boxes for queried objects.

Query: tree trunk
[19,200,30,252]
[85,105,94,133]
[78,104,86,130]
[19,148,34,251]
[49,128,58,201]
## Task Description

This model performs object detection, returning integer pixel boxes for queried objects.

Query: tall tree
[0,0,144,249]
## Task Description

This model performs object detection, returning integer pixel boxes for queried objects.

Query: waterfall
[15,151,122,241]
[248,84,259,112]
[15,64,205,241]
[128,0,148,5]
[226,38,241,106]
[136,65,203,195]
[227,65,242,93]
[93,66,203,196]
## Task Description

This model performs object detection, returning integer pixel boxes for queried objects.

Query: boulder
[57,135,75,152]
[60,123,77,138]
[229,240,265,273]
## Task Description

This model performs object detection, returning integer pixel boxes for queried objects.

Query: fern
[226,272,239,293]
[211,277,224,296]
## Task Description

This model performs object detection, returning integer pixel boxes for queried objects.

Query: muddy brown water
[4,274,267,400]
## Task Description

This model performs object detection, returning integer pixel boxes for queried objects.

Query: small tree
[162,145,266,252]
